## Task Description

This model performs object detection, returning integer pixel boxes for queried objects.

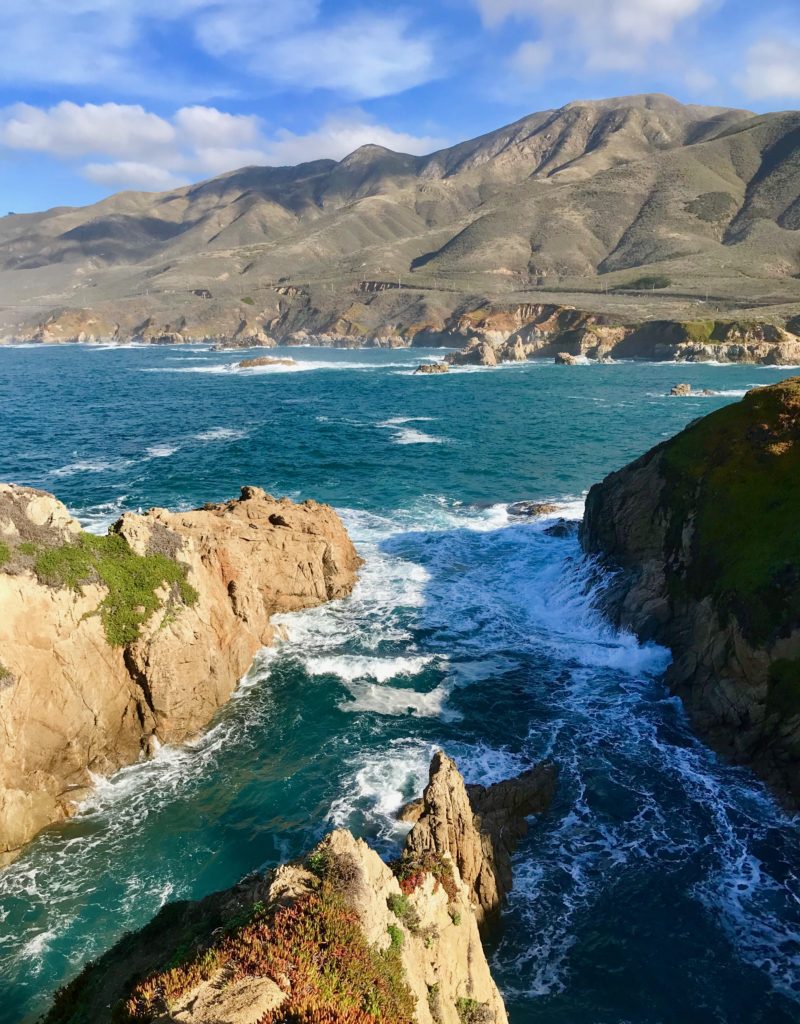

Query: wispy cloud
[0,102,445,191]
[474,0,715,72]
[739,38,800,100]
[0,1,438,100]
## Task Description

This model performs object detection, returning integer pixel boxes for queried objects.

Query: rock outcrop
[445,340,498,367]
[236,355,296,368]
[414,362,449,374]
[44,754,554,1024]
[554,352,578,365]
[581,379,800,804]
[401,751,556,926]
[0,485,360,863]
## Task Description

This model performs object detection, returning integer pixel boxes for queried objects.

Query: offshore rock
[414,361,449,374]
[554,351,578,365]
[236,355,296,368]
[446,340,498,367]
[670,382,692,396]
[507,501,560,517]
[45,756,518,1024]
[581,379,800,804]
[0,485,360,864]
[402,751,556,925]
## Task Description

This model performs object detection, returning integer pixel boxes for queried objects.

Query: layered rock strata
[0,484,360,863]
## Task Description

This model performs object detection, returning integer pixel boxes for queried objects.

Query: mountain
[2,93,799,344]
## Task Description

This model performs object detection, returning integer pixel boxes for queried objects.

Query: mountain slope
[1,93,799,342]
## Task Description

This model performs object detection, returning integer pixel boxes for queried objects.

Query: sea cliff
[0,484,360,864]
[581,378,800,803]
[44,752,556,1024]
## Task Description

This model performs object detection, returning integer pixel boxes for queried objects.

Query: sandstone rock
[581,379,800,804]
[44,757,521,1024]
[447,340,498,367]
[554,351,578,365]
[403,751,556,925]
[414,362,449,374]
[497,337,527,362]
[669,382,692,396]
[0,485,360,863]
[236,355,296,368]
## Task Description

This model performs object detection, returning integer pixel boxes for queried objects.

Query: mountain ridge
[1,92,799,345]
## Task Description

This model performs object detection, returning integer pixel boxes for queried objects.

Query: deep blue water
[0,344,799,1024]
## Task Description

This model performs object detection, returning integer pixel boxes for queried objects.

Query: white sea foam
[303,653,436,684]
[194,427,248,442]
[145,444,178,458]
[51,458,134,477]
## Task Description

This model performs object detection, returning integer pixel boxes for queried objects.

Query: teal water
[0,345,799,1024]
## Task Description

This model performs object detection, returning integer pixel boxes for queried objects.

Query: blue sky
[1,0,798,212]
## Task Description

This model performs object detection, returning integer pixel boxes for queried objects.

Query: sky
[0,0,798,213]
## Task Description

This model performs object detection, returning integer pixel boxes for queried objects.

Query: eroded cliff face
[7,300,800,366]
[580,379,800,803]
[44,753,555,1024]
[0,484,360,864]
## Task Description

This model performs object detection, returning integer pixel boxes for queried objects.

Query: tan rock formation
[403,751,556,925]
[554,352,578,365]
[0,485,360,864]
[236,355,296,368]
[446,341,498,367]
[45,754,552,1024]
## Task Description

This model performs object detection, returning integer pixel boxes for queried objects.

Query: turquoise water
[0,345,799,1024]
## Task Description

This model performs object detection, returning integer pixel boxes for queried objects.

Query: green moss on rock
[660,377,800,645]
[34,532,197,647]
[0,541,9,566]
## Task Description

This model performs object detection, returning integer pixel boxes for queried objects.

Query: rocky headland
[7,301,800,367]
[44,752,556,1024]
[0,484,360,864]
[581,378,800,803]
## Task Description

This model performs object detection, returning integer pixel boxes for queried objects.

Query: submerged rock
[507,501,559,517]
[0,485,360,864]
[44,754,540,1024]
[581,378,800,804]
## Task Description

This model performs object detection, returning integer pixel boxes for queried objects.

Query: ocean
[0,344,798,1023]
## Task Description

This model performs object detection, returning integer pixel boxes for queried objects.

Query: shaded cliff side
[0,485,360,864]
[581,379,800,802]
[44,753,556,1024]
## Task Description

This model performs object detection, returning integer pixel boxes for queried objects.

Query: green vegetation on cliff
[32,532,197,646]
[660,378,800,646]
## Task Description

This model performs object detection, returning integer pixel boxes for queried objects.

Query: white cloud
[0,1,438,100]
[0,101,445,192]
[739,39,800,100]
[234,15,437,99]
[510,40,553,77]
[475,0,713,72]
[0,102,174,158]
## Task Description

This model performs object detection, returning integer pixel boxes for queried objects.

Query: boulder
[507,501,559,518]
[670,382,692,396]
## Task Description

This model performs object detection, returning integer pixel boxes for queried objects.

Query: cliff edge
[44,753,556,1024]
[581,378,800,803]
[0,484,360,864]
